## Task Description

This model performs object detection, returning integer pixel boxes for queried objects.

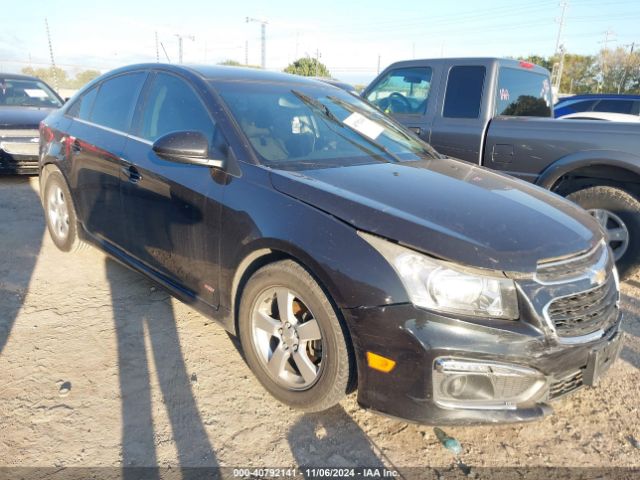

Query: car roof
[103,63,334,88]
[0,73,42,81]
[381,57,550,76]
[556,93,640,104]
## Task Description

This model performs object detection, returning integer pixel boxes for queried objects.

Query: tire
[238,260,355,412]
[567,185,640,280]
[43,169,83,252]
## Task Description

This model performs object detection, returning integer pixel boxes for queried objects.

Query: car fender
[535,149,640,190]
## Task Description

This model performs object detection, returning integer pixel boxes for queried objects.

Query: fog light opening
[433,358,546,410]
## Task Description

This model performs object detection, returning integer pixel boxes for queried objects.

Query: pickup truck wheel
[238,260,355,412]
[567,186,640,280]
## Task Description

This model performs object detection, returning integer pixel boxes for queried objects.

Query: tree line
[21,47,640,95]
[20,66,101,90]
[522,46,640,94]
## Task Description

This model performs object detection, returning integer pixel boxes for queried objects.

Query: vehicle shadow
[0,176,43,354]
[287,405,386,475]
[105,258,218,479]
[621,291,640,370]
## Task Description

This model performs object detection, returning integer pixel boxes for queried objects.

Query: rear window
[443,66,486,119]
[565,99,598,113]
[495,67,552,117]
[90,73,146,132]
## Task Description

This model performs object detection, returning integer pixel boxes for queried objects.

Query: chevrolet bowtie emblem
[591,268,607,286]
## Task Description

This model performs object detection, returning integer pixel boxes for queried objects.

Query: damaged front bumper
[343,303,623,425]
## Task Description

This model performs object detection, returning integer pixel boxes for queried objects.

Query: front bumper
[0,136,40,175]
[343,303,623,425]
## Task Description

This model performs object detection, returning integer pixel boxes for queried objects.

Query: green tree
[21,66,68,90]
[283,57,330,77]
[597,46,640,94]
[71,69,101,89]
[218,59,262,69]
[558,54,598,94]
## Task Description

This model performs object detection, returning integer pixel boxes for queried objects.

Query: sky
[1,0,639,85]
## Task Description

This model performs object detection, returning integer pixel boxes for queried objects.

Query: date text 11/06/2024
[232,468,400,478]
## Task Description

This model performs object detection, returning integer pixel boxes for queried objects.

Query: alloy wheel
[588,208,630,261]
[48,185,70,241]
[251,287,324,390]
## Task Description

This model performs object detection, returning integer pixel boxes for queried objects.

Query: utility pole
[554,45,566,92]
[554,1,569,54]
[246,17,268,69]
[599,28,615,91]
[618,42,636,93]
[155,31,160,62]
[315,49,321,76]
[377,54,381,74]
[44,18,58,90]
[175,33,195,64]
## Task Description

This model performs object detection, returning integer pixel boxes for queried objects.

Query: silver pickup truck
[363,57,640,278]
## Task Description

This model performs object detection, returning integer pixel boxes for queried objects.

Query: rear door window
[593,99,634,114]
[67,86,98,120]
[495,67,552,117]
[365,67,432,115]
[443,66,486,118]
[566,99,598,113]
[90,72,146,132]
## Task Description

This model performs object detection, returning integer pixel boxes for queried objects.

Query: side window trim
[83,70,149,135]
[65,84,101,120]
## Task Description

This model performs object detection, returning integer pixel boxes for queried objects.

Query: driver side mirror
[152,131,225,169]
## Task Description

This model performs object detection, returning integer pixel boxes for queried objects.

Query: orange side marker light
[366,352,396,373]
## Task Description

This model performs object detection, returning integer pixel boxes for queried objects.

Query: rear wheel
[567,185,640,279]
[238,260,354,412]
[43,170,82,252]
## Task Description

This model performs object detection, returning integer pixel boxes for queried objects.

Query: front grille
[546,277,617,337]
[550,370,583,399]
[536,242,606,284]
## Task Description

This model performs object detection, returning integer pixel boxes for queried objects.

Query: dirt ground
[1,176,639,476]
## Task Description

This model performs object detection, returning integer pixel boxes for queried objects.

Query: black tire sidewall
[567,186,640,279]
[43,171,78,252]
[238,261,351,411]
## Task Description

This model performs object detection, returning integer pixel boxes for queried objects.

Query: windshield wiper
[292,90,403,163]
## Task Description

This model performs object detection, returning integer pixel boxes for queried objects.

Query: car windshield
[215,81,440,169]
[0,78,62,108]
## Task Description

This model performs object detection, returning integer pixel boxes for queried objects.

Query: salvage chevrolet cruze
[39,64,623,424]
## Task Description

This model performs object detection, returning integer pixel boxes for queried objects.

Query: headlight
[359,231,519,319]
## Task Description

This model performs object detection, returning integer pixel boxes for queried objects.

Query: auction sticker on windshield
[343,112,384,139]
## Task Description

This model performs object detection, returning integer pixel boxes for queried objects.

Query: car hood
[270,159,600,273]
[0,106,56,129]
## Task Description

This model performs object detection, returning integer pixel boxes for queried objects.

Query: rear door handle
[121,165,143,183]
[71,139,82,154]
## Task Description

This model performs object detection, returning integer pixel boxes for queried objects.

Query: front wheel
[238,260,355,412]
[567,185,640,280]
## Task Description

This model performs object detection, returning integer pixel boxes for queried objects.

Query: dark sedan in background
[39,64,622,424]
[0,73,63,174]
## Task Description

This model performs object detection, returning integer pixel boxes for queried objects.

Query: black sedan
[1,73,63,174]
[39,64,622,424]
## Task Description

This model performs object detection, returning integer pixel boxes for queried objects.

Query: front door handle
[121,165,143,183]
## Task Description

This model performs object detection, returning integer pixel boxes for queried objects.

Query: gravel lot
[1,176,639,477]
